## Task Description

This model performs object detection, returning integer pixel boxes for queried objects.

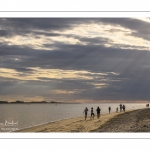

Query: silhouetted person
[146,104,149,108]
[108,107,111,114]
[123,105,125,112]
[90,107,94,119]
[96,106,101,119]
[116,107,118,112]
[119,104,122,112]
[83,107,88,120]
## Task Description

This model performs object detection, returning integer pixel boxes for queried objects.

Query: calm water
[0,103,146,132]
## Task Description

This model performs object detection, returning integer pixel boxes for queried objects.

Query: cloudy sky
[0,18,150,103]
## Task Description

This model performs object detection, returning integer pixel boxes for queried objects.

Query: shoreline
[16,109,139,132]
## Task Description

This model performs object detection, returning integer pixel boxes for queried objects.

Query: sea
[0,103,146,132]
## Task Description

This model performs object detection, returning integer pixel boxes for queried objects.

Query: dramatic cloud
[0,18,150,103]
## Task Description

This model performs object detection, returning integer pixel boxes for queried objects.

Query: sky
[0,18,150,103]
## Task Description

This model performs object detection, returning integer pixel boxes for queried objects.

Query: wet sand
[16,109,145,132]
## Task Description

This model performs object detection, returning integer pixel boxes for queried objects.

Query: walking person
[146,104,149,108]
[96,106,101,119]
[108,106,111,114]
[119,104,122,112]
[116,107,118,112]
[83,107,88,120]
[123,105,125,112]
[90,107,95,119]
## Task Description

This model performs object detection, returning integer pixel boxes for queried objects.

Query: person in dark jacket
[96,106,101,119]
[123,105,125,112]
[108,107,111,114]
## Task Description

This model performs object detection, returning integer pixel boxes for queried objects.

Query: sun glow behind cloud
[135,18,150,23]
[1,19,150,51]
[0,67,109,81]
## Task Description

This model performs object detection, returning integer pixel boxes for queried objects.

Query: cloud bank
[0,18,150,103]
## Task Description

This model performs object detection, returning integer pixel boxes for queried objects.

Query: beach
[94,108,150,132]
[16,108,150,132]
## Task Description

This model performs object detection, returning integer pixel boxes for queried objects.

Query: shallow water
[0,103,146,132]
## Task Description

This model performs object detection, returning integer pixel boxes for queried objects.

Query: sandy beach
[16,108,150,132]
[94,108,150,132]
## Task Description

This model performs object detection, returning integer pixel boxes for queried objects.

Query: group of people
[117,104,126,112]
[83,104,126,120]
[108,104,126,114]
[83,106,101,120]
